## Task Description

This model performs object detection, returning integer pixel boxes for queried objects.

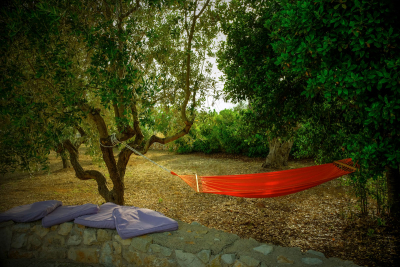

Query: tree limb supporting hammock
[108,134,356,198]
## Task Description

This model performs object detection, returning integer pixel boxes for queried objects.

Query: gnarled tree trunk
[262,137,294,169]
[386,165,400,217]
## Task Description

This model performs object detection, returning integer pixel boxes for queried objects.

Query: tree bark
[116,121,193,183]
[56,144,71,169]
[100,144,125,205]
[61,155,70,168]
[386,165,400,217]
[74,126,87,149]
[63,139,116,203]
[262,137,294,169]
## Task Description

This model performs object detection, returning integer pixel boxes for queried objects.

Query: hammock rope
[100,134,356,198]
[100,134,172,173]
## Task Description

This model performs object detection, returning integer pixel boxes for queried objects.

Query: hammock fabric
[171,158,356,198]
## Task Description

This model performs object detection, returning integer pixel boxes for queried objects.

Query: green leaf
[342,4,347,9]
[334,4,340,9]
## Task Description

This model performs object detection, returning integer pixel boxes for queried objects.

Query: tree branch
[63,139,113,201]
[184,7,190,37]
[81,105,109,138]
[182,10,197,123]
[130,103,144,145]
[115,122,191,181]
[143,122,193,154]
[26,58,36,73]
[36,78,56,89]
[113,103,121,119]
[80,103,134,146]
[74,125,87,148]
[102,0,112,20]
[181,0,210,124]
[113,102,143,180]
[113,102,132,134]
[195,0,211,19]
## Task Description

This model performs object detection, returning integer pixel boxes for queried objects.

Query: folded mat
[74,202,119,229]
[42,203,99,228]
[0,200,62,223]
[113,206,178,239]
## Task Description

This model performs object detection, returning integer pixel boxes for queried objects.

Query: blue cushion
[74,202,119,229]
[42,203,99,228]
[113,206,178,239]
[0,200,62,223]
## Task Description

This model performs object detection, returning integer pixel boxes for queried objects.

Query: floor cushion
[0,200,62,223]
[113,206,178,239]
[74,202,119,229]
[42,203,99,228]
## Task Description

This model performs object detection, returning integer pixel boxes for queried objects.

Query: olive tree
[0,0,220,205]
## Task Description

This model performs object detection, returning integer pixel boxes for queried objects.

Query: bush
[167,108,269,157]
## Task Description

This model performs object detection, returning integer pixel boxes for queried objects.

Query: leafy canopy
[0,0,221,175]
[268,0,400,174]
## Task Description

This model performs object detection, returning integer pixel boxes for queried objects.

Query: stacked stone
[0,220,360,267]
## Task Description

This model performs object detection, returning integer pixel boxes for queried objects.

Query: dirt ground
[1,147,399,267]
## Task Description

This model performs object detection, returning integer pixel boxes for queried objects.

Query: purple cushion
[42,204,99,228]
[74,202,119,229]
[0,200,62,223]
[113,206,178,239]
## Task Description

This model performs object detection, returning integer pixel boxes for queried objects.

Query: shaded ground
[0,148,399,267]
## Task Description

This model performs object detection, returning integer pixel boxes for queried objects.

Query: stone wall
[0,220,360,267]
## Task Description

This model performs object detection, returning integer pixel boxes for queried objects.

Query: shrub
[165,108,269,157]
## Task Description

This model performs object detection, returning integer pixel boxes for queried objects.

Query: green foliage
[217,0,400,215]
[266,0,400,215]
[0,0,84,173]
[217,0,311,140]
[170,108,269,157]
[0,0,220,176]
[291,120,348,163]
[340,170,389,216]
[269,0,400,174]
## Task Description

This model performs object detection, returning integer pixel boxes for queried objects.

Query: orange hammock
[170,158,356,198]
